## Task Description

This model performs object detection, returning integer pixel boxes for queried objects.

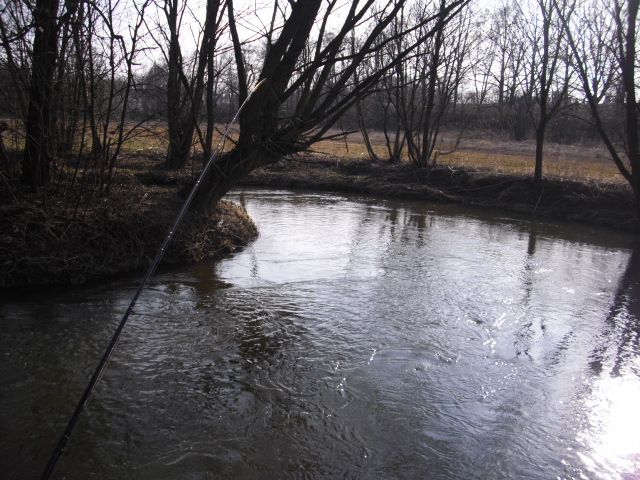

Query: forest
[0,0,639,286]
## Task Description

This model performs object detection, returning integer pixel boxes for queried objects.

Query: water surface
[1,188,639,479]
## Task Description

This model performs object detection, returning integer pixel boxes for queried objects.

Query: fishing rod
[41,79,265,480]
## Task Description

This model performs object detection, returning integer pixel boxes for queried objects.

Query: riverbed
[2,188,639,479]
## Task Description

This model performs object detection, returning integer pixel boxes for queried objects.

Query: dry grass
[0,152,258,288]
[0,121,623,185]
[311,129,623,184]
[0,122,239,159]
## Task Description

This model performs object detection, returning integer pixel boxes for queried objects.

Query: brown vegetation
[0,154,258,289]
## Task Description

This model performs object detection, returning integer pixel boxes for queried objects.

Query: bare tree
[352,32,382,162]
[520,0,574,182]
[486,0,527,106]
[1,0,151,199]
[0,0,31,126]
[192,0,470,212]
[482,0,530,138]
[162,0,226,169]
[376,0,474,168]
[374,6,409,163]
[559,0,640,216]
[65,0,151,192]
[410,0,448,167]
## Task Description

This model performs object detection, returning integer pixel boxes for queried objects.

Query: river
[1,188,639,479]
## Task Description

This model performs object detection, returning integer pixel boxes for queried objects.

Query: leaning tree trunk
[20,0,60,191]
[356,99,381,162]
[193,146,272,215]
[193,0,323,213]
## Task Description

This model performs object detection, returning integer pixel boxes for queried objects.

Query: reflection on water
[1,188,639,479]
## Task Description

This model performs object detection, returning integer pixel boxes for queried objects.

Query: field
[0,119,623,184]
[310,129,623,184]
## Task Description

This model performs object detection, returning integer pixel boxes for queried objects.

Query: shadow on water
[590,242,640,377]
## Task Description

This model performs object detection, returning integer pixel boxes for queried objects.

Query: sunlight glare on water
[578,375,640,478]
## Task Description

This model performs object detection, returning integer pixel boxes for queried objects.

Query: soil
[2,151,638,289]
[240,153,640,233]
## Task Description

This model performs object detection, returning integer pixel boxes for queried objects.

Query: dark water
[2,188,639,479]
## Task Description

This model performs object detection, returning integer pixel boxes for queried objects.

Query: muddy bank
[0,157,258,289]
[241,154,640,234]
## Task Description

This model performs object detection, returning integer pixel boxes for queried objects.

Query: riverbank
[2,151,638,288]
[0,155,258,289]
[241,153,640,233]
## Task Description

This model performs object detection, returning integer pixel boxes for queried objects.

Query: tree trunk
[203,14,218,162]
[356,99,381,162]
[498,51,505,105]
[534,118,546,183]
[167,0,221,169]
[419,0,446,167]
[513,96,528,141]
[20,0,61,191]
[632,179,640,220]
[0,122,9,170]
[623,0,640,218]
[193,145,277,215]
[166,0,193,169]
